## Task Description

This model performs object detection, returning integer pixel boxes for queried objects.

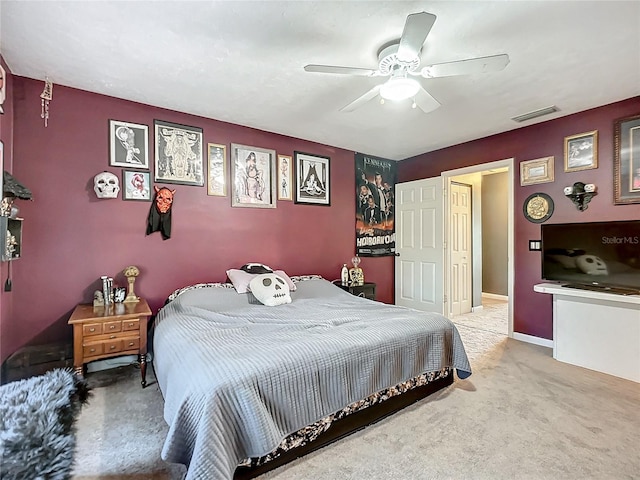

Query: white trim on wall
[513,332,554,349]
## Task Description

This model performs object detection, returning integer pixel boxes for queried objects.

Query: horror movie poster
[355,153,396,257]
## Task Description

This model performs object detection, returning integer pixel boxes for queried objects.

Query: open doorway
[443,159,514,337]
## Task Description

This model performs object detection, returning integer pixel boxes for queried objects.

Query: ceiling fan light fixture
[379,77,420,101]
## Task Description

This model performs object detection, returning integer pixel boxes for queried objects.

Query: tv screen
[541,220,640,293]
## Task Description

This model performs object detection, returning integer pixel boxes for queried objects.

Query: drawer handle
[89,328,95,332]
[128,323,134,327]
[128,342,134,347]
[109,325,116,330]
[110,335,116,339]
[110,345,116,350]
[90,348,96,353]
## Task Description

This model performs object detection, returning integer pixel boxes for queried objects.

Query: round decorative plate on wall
[523,192,554,223]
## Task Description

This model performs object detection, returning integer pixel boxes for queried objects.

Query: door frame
[442,158,514,337]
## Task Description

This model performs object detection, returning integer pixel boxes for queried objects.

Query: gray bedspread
[153,278,471,480]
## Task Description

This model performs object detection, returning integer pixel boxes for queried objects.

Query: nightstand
[332,281,376,300]
[68,299,152,388]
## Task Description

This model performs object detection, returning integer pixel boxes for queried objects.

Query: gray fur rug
[0,368,91,479]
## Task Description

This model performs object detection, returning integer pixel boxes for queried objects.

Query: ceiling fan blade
[420,54,510,78]
[340,85,382,112]
[413,87,441,114]
[304,64,378,76]
[397,12,437,63]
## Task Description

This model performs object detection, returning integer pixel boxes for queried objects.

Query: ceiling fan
[304,12,510,113]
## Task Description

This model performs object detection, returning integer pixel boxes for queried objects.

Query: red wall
[0,57,15,364]
[0,77,393,362]
[399,97,640,339]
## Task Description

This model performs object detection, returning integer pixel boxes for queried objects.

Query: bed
[152,275,471,480]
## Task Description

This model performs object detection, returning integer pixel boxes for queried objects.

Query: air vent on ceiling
[511,105,559,123]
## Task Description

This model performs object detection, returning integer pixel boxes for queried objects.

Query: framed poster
[277,154,293,201]
[154,120,204,186]
[109,120,149,169]
[230,143,276,208]
[614,114,640,205]
[207,143,227,196]
[355,153,396,256]
[520,156,554,186]
[122,170,151,201]
[564,130,598,172]
[294,151,330,206]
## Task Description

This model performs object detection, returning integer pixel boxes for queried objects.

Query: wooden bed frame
[234,372,454,479]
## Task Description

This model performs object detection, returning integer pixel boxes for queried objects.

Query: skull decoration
[155,186,176,213]
[249,273,292,306]
[575,255,608,275]
[93,171,120,199]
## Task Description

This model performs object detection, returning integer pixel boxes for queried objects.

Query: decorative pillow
[240,263,273,274]
[249,273,292,306]
[226,268,296,294]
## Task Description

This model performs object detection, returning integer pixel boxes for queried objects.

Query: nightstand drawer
[83,323,103,336]
[83,343,104,357]
[104,321,122,333]
[122,319,140,331]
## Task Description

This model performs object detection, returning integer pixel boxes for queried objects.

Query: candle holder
[123,265,140,303]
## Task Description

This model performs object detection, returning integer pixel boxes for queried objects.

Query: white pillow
[226,268,296,294]
[249,273,292,306]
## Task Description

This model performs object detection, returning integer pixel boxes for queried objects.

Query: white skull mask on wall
[249,273,292,306]
[94,171,120,199]
[576,255,608,275]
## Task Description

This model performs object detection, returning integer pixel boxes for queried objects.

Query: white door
[449,182,472,316]
[395,177,444,314]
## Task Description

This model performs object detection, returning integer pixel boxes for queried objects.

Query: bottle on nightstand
[340,264,349,286]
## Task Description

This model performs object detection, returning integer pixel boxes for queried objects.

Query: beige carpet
[72,304,640,480]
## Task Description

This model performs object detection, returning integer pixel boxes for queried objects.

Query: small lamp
[349,255,364,286]
[564,182,597,211]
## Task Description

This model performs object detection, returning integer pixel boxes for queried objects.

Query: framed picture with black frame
[109,120,149,169]
[154,120,204,186]
[122,170,151,201]
[294,151,331,206]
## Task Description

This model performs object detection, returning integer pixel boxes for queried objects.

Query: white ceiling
[1,1,639,161]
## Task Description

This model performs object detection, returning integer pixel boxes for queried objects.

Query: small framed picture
[294,151,331,206]
[207,143,227,196]
[277,154,293,201]
[564,130,598,172]
[520,156,554,186]
[122,170,151,201]
[230,143,276,208]
[109,120,149,169]
[154,120,204,186]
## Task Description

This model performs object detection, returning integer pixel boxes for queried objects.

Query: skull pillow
[94,171,120,199]
[575,254,608,275]
[249,273,292,306]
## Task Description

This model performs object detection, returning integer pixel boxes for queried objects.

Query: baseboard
[471,305,484,313]
[512,332,553,349]
[482,292,508,301]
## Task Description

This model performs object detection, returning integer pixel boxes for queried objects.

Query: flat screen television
[541,220,640,294]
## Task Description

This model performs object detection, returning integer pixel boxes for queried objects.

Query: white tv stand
[534,283,640,383]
